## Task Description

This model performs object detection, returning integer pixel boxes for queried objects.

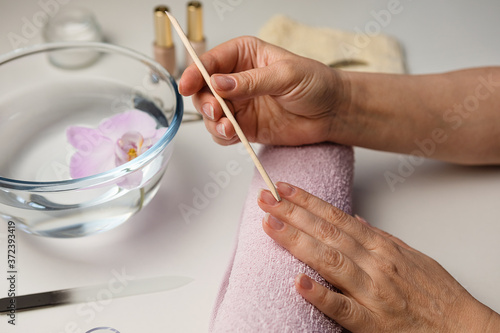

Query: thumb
[211,63,295,99]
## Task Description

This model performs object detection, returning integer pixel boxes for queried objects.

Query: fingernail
[258,189,278,206]
[297,274,313,290]
[265,213,284,230]
[354,214,370,226]
[202,103,214,120]
[212,75,236,91]
[276,182,295,197]
[216,123,226,137]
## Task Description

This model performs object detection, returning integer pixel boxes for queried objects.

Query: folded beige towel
[259,15,406,73]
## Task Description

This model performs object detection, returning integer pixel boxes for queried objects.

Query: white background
[0,0,499,332]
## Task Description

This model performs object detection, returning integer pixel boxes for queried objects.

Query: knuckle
[363,229,388,251]
[238,71,257,95]
[278,59,299,79]
[372,246,403,276]
[369,261,409,313]
[239,35,259,48]
[287,227,303,246]
[375,237,405,259]
[202,52,220,74]
[378,259,400,277]
[372,283,408,312]
[324,207,350,227]
[281,202,300,223]
[370,280,390,301]
[329,296,355,322]
[313,220,341,244]
[318,247,344,272]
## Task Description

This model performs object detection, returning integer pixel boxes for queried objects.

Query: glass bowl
[0,42,183,238]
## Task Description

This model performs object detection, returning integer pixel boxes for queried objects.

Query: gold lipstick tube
[153,6,177,77]
[186,1,206,67]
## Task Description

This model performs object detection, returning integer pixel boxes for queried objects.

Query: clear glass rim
[0,42,183,192]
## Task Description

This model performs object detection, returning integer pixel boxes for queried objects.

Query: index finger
[274,182,382,250]
[179,36,260,96]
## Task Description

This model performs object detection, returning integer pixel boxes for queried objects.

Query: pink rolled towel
[210,143,354,332]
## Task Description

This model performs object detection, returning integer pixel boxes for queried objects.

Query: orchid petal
[66,109,168,183]
[69,138,115,179]
[99,110,158,141]
[117,170,143,189]
[67,126,107,151]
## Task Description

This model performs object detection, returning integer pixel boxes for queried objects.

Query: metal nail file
[0,275,193,313]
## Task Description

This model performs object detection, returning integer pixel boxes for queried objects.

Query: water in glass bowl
[0,79,174,237]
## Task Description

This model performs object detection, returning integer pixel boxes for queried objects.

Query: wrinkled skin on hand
[257,182,500,333]
[179,36,350,147]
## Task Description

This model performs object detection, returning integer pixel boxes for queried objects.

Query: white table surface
[0,0,499,332]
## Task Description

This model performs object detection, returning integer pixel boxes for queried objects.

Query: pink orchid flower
[66,110,167,186]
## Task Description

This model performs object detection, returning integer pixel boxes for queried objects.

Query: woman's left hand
[257,182,500,333]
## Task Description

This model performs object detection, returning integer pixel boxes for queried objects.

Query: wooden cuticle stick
[165,10,281,201]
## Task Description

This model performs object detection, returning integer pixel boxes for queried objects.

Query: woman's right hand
[179,36,351,146]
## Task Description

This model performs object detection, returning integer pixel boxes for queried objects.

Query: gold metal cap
[187,1,204,42]
[154,6,173,48]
